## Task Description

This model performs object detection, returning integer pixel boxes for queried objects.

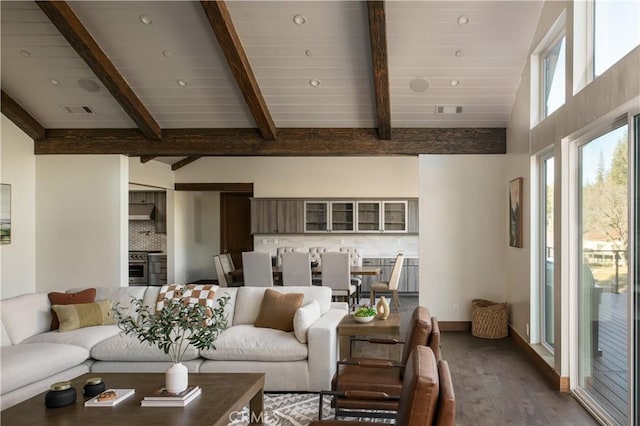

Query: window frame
[540,32,566,119]
[538,149,555,353]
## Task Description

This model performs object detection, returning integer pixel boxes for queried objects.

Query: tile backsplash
[129,221,166,251]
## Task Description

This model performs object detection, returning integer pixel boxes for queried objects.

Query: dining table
[271,265,381,276]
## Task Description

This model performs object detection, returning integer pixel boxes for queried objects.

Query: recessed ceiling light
[293,14,306,25]
[305,50,314,57]
[457,15,469,25]
[409,77,430,93]
[454,50,464,57]
[449,79,460,87]
[176,79,188,87]
[139,15,152,25]
[49,79,60,86]
[77,78,101,92]
[162,50,174,57]
[309,78,321,87]
[20,50,31,57]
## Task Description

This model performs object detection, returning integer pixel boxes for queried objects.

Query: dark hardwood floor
[354,295,599,425]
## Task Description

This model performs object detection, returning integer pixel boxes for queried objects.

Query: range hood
[129,204,155,221]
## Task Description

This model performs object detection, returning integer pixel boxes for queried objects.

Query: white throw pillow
[293,300,321,344]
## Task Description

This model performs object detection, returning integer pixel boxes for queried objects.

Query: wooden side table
[337,313,402,361]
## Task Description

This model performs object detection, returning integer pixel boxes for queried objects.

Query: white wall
[176,157,418,197]
[129,157,174,190]
[0,115,37,298]
[419,155,506,321]
[36,155,129,292]
[173,191,220,283]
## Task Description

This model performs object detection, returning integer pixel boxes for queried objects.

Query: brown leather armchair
[312,346,456,426]
[331,306,441,418]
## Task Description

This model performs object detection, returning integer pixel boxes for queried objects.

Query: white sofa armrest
[306,308,348,391]
[330,301,349,311]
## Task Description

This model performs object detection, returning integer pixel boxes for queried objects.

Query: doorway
[221,192,253,268]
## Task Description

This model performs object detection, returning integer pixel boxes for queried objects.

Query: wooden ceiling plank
[200,1,277,140]
[36,1,161,140]
[140,156,156,163]
[35,128,506,156]
[0,90,46,140]
[171,156,202,171]
[367,1,391,140]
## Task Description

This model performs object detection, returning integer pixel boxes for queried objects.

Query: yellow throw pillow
[254,289,304,332]
[52,300,116,332]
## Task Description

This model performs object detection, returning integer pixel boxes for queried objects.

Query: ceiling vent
[62,105,94,114]
[435,105,463,114]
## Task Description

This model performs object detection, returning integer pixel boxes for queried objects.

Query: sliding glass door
[575,122,630,424]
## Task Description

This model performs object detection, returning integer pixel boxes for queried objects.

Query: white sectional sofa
[0,285,347,410]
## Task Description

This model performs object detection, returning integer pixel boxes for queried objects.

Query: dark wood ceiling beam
[200,1,277,140]
[140,156,156,163]
[171,156,202,171]
[36,1,161,140]
[35,128,505,156]
[367,1,391,140]
[1,90,46,140]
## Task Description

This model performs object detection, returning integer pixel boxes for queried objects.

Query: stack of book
[140,385,202,407]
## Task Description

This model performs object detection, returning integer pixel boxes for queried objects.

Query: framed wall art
[1,184,10,244]
[509,178,523,248]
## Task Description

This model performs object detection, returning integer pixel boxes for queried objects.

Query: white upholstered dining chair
[339,247,363,304]
[241,251,274,287]
[321,252,356,309]
[282,252,312,286]
[370,253,404,310]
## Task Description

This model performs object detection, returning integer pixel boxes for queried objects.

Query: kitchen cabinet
[251,199,304,234]
[357,201,381,232]
[383,201,407,232]
[407,200,419,233]
[330,201,355,232]
[148,255,167,287]
[304,201,329,232]
[129,191,167,234]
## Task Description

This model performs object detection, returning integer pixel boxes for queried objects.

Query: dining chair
[282,252,312,286]
[276,247,296,267]
[321,252,355,309]
[241,251,274,287]
[309,247,328,285]
[213,255,229,287]
[370,253,404,309]
[339,247,363,304]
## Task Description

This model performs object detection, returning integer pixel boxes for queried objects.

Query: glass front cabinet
[357,201,381,232]
[382,201,408,232]
[304,201,329,232]
[331,201,355,232]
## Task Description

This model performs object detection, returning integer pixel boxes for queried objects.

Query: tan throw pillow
[52,300,116,332]
[48,288,96,330]
[254,289,304,332]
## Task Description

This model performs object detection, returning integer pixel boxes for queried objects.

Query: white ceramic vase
[376,296,390,320]
[165,362,188,394]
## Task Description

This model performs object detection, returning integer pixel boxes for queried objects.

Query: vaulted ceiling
[1,0,543,168]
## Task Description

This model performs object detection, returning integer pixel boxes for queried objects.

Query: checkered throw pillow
[156,284,217,312]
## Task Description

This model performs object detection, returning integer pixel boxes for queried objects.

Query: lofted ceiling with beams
[1,0,543,169]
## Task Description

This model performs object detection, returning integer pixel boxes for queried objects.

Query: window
[592,0,640,78]
[539,152,554,351]
[542,35,566,117]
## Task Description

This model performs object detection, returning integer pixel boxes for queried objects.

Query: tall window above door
[542,35,566,118]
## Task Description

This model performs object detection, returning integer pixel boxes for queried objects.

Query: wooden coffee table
[337,313,401,361]
[1,372,264,426]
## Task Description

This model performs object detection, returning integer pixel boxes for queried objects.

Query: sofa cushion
[1,293,51,344]
[48,288,96,330]
[52,300,116,332]
[73,287,147,321]
[233,286,332,325]
[200,324,308,362]
[0,343,89,394]
[90,333,200,362]
[22,325,121,350]
[255,289,303,332]
[293,300,321,343]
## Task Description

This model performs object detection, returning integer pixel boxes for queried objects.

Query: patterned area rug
[229,393,395,425]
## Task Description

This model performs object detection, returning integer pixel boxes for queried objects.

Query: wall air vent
[435,105,463,114]
[62,105,94,114]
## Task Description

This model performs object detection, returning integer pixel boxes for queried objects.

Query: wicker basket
[471,299,508,339]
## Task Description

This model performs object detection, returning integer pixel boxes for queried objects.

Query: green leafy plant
[113,294,230,364]
[354,305,377,318]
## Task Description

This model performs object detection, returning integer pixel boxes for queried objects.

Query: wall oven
[129,252,148,286]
